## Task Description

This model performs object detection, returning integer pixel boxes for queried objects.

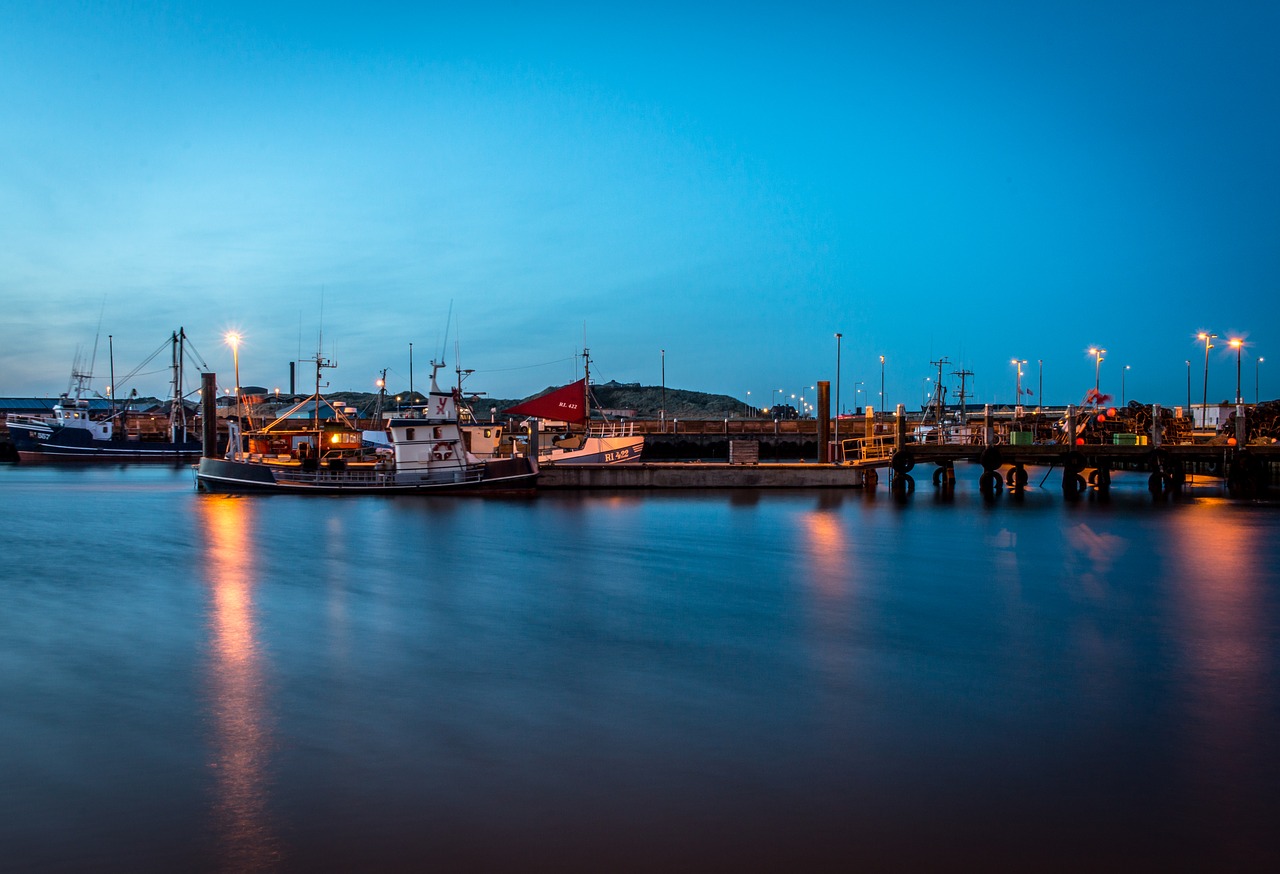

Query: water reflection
[1165,504,1272,861]
[199,495,277,871]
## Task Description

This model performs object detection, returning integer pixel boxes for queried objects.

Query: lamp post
[1011,359,1026,411]
[225,332,242,419]
[1122,365,1130,407]
[661,349,666,430]
[834,333,842,457]
[1037,359,1043,414]
[745,390,751,417]
[1230,338,1243,404]
[1199,332,1216,428]
[1089,347,1105,403]
[1258,358,1265,405]
[1185,360,1191,417]
[879,355,885,416]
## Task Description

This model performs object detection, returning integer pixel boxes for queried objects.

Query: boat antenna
[439,300,454,363]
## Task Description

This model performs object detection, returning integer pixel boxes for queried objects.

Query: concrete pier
[537,461,872,489]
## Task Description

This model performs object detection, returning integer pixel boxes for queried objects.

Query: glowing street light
[1121,365,1130,406]
[1258,357,1265,405]
[1011,359,1026,410]
[224,332,242,420]
[1088,347,1105,403]
[1229,338,1243,404]
[1198,332,1217,428]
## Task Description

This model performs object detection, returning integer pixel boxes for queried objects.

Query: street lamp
[1011,359,1026,411]
[746,390,751,416]
[1258,357,1265,405]
[879,355,885,416]
[1037,359,1043,414]
[1088,347,1105,403]
[1229,338,1243,404]
[834,333,842,457]
[1198,332,1217,428]
[1122,365,1130,406]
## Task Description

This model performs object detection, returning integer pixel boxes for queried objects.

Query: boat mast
[313,351,336,432]
[108,334,116,420]
[583,347,592,425]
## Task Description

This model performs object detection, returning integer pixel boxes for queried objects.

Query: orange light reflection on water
[1164,501,1270,852]
[199,495,277,871]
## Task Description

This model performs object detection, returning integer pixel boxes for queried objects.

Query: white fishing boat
[196,360,537,494]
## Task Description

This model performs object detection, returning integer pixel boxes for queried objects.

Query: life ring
[431,441,454,461]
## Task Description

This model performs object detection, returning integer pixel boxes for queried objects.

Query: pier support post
[201,371,218,457]
[1151,404,1162,449]
[1066,405,1077,445]
[983,404,993,445]
[865,405,875,440]
[895,404,906,448]
[1236,404,1246,446]
[817,380,831,462]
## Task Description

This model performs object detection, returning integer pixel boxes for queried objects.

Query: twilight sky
[2,1,1276,410]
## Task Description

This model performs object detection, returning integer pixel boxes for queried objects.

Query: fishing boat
[7,329,206,463]
[503,349,644,464]
[196,359,538,494]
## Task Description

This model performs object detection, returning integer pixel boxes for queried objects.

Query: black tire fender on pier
[891,450,915,474]
[979,446,1002,472]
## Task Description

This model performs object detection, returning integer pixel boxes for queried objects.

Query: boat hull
[541,434,644,465]
[195,455,538,495]
[10,422,202,463]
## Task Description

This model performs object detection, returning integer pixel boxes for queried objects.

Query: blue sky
[2,1,1276,410]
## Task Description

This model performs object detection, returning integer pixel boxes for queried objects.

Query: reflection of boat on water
[196,360,538,494]
[7,329,207,463]
[503,350,644,465]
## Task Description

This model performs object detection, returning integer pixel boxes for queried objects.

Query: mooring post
[1066,405,1077,445]
[983,404,993,445]
[895,404,906,448]
[1236,404,1246,446]
[201,371,218,457]
[865,405,875,440]
[1152,404,1162,448]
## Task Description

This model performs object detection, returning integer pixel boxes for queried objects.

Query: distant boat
[7,330,205,463]
[196,359,537,494]
[503,350,645,465]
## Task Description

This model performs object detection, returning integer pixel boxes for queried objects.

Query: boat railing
[587,420,637,438]
[271,463,488,487]
[839,435,895,462]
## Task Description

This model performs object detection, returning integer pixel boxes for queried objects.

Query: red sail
[505,379,587,424]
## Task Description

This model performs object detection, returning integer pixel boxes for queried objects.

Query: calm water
[1,465,1278,871]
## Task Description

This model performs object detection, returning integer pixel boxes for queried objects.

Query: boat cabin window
[405,427,415,441]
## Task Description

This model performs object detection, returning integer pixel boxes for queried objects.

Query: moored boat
[503,350,644,464]
[196,360,538,494]
[7,329,206,463]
